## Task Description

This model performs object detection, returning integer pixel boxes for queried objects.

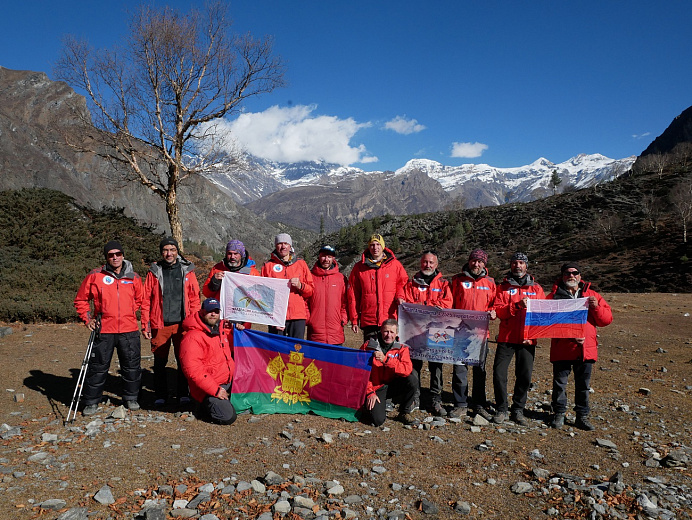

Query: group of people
[73,234,612,431]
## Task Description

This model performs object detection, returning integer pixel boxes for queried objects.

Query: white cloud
[632,132,651,140]
[383,115,426,135]
[198,105,376,165]
[451,141,488,158]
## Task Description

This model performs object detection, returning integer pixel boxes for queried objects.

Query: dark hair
[381,318,398,330]
[420,250,438,257]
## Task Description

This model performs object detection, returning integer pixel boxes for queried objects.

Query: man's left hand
[588,296,598,308]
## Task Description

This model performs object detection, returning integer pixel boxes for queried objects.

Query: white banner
[219,272,290,327]
[398,303,490,366]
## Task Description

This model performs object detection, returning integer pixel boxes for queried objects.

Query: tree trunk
[166,183,184,253]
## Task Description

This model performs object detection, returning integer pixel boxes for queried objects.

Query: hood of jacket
[102,259,136,280]
[311,260,342,277]
[359,247,399,269]
[183,310,219,336]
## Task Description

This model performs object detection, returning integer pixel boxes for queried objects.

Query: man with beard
[179,298,236,425]
[141,237,201,407]
[262,233,314,339]
[402,251,452,416]
[203,239,260,299]
[450,249,497,420]
[492,252,545,426]
[307,245,348,345]
[348,234,408,341]
[548,262,612,431]
[74,240,143,415]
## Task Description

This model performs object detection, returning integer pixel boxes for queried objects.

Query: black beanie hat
[103,240,123,258]
[159,237,179,252]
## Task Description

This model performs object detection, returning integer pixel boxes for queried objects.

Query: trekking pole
[65,317,100,424]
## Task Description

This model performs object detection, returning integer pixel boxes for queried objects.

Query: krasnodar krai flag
[231,329,372,421]
[219,272,290,327]
[523,297,589,340]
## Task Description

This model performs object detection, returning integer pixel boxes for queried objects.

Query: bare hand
[214,272,225,280]
[575,338,585,345]
[588,296,598,308]
[374,351,386,363]
[289,277,302,290]
[489,309,497,320]
[517,297,528,309]
[351,323,359,334]
[216,387,229,400]
[142,330,152,340]
[86,318,98,331]
[366,392,380,411]
[235,323,245,331]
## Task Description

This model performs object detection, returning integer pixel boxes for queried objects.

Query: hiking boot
[473,406,492,421]
[493,411,507,424]
[431,401,447,417]
[448,406,468,419]
[125,400,140,411]
[404,398,420,414]
[575,416,595,431]
[551,413,565,429]
[385,399,394,413]
[510,411,528,427]
[397,413,419,426]
[82,404,99,416]
[154,398,166,407]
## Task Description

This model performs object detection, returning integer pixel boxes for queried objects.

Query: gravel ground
[0,293,691,520]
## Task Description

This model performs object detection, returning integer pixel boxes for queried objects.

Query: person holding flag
[547,263,613,430]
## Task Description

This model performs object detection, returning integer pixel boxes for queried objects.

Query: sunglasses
[107,252,123,258]
[563,270,580,276]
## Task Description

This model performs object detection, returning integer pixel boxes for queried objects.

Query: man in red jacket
[307,245,347,345]
[492,252,545,426]
[348,234,408,340]
[73,240,143,415]
[262,233,314,339]
[141,237,201,407]
[361,319,418,426]
[548,262,613,431]
[179,298,236,425]
[403,251,453,416]
[202,239,260,299]
[451,249,497,420]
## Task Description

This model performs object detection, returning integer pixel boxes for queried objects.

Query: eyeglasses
[563,270,580,276]
[107,252,123,258]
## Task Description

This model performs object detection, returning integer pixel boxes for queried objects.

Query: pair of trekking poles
[65,317,101,424]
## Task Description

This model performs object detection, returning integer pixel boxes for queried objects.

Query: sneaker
[82,404,99,416]
[154,398,166,407]
[473,406,492,421]
[493,411,507,424]
[510,411,529,427]
[403,398,419,414]
[575,416,595,431]
[179,396,191,405]
[125,400,140,411]
[396,413,419,426]
[431,401,447,417]
[448,406,468,419]
[385,399,394,413]
[551,413,565,429]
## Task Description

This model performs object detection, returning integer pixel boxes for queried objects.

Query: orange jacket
[495,273,545,344]
[403,271,453,308]
[451,267,496,312]
[347,248,408,328]
[202,255,261,299]
[261,252,314,320]
[307,261,348,344]
[140,259,201,332]
[74,260,143,334]
[179,311,235,403]
[361,340,413,396]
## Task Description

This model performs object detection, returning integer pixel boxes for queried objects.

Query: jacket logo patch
[103,276,114,285]
[463,281,472,289]
[431,288,441,292]
[418,287,428,292]
[524,292,536,296]
[121,280,133,284]
[509,288,518,295]
[273,264,284,273]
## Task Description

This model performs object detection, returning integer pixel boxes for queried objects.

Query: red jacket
[307,261,348,344]
[548,281,613,362]
[361,340,413,396]
[261,252,314,320]
[451,267,496,312]
[403,271,453,308]
[202,255,261,299]
[179,311,235,403]
[74,260,143,334]
[347,248,408,328]
[140,259,201,332]
[495,274,545,345]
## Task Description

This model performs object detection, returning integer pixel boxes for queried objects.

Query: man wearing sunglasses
[74,240,144,415]
[547,263,613,431]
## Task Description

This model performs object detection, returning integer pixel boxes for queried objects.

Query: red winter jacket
[348,248,408,328]
[361,340,413,396]
[179,311,235,403]
[307,261,348,344]
[451,267,496,312]
[74,260,143,334]
[495,273,545,345]
[202,255,261,299]
[140,259,201,332]
[261,252,314,320]
[548,281,613,362]
[403,271,453,308]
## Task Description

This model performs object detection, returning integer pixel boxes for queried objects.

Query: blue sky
[3,1,691,171]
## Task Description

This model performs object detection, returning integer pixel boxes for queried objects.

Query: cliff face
[638,105,692,158]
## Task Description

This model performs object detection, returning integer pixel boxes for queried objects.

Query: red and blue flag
[523,298,589,340]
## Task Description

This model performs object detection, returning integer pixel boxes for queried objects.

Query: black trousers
[82,331,141,406]
[552,360,594,417]
[269,319,306,339]
[362,373,418,427]
[197,383,237,425]
[492,342,535,414]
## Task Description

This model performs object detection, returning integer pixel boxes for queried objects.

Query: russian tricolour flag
[523,298,589,340]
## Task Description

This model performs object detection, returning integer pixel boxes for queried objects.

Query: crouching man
[179,298,236,425]
[361,319,418,426]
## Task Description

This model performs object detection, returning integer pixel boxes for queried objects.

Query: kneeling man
[361,319,418,426]
[179,298,236,425]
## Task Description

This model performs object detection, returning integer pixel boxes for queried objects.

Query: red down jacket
[261,252,314,320]
[361,340,413,396]
[451,266,496,312]
[403,271,453,308]
[307,261,348,344]
[495,273,545,345]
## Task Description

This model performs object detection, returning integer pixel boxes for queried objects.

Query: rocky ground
[0,293,691,520]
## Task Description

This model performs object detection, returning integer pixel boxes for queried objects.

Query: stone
[170,509,197,518]
[109,406,127,419]
[596,438,618,450]
[0,327,13,338]
[251,479,266,493]
[327,484,344,495]
[533,468,550,480]
[273,500,291,513]
[94,484,115,505]
[187,492,210,509]
[454,500,471,514]
[199,515,220,520]
[39,498,67,510]
[56,508,88,520]
[41,433,58,442]
[143,507,167,520]
[14,393,24,403]
[320,433,334,444]
[172,499,189,509]
[511,482,533,494]
[420,498,439,514]
[473,414,490,426]
[293,495,315,508]
[264,470,284,485]
[372,466,387,474]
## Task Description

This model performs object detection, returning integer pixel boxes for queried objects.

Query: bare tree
[640,190,662,233]
[54,1,285,249]
[596,211,622,247]
[670,178,692,243]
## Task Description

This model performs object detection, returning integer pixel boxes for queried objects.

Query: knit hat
[226,239,246,256]
[369,234,385,248]
[103,240,123,258]
[159,237,179,252]
[511,252,529,263]
[275,233,292,246]
[561,262,581,274]
[468,249,488,264]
